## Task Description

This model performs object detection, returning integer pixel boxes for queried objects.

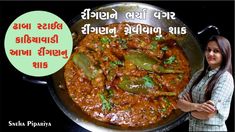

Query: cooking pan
[35,2,204,132]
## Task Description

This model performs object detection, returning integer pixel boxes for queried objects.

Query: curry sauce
[64,22,190,127]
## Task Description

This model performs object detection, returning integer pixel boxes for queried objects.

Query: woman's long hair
[190,35,232,101]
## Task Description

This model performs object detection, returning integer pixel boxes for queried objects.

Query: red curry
[64,22,190,127]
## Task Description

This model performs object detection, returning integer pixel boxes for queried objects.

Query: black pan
[47,2,203,132]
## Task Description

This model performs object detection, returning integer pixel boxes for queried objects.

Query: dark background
[0,1,234,132]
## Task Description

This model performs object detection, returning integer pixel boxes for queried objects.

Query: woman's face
[205,41,223,69]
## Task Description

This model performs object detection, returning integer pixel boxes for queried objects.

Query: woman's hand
[182,93,192,102]
[177,93,197,112]
[191,100,217,120]
[191,110,217,120]
[177,93,216,113]
[195,100,216,113]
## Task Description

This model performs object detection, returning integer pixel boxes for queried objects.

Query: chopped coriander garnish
[110,60,124,68]
[154,35,164,41]
[142,75,154,88]
[100,37,111,44]
[150,42,157,50]
[163,97,171,107]
[99,94,112,111]
[161,46,168,51]
[164,55,176,64]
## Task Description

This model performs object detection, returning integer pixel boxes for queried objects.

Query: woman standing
[177,35,234,131]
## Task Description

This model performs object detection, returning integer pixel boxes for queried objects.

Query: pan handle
[197,25,220,35]
[22,75,48,85]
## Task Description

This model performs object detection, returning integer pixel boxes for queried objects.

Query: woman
[177,35,234,131]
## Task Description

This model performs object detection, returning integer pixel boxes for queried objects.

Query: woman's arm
[177,93,198,112]
[177,93,216,113]
[176,98,199,112]
[191,110,217,120]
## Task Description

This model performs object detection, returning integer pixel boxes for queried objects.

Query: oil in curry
[64,22,190,127]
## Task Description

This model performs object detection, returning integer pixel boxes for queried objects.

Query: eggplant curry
[64,22,190,127]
